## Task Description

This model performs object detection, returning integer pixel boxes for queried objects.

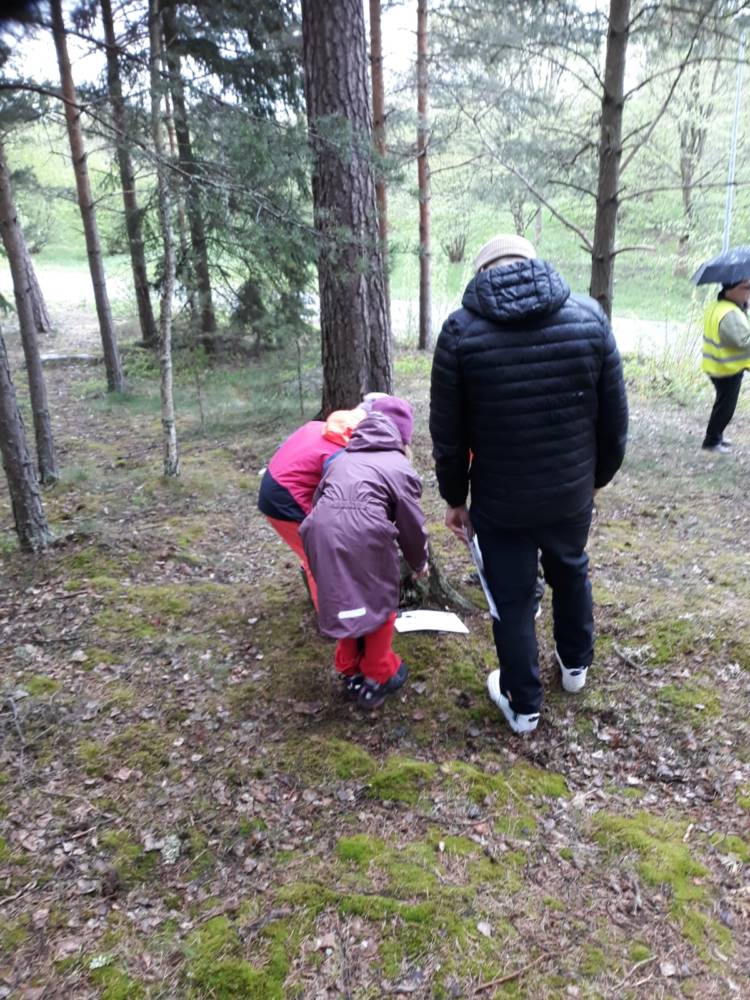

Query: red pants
[265,515,318,610]
[334,612,400,684]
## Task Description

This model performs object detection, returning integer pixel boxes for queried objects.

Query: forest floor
[0,310,749,1000]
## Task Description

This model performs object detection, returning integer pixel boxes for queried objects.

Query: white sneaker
[555,649,588,693]
[486,670,539,734]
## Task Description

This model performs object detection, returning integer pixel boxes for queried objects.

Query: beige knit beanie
[473,234,537,274]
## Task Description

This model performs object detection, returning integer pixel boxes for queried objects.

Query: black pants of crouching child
[704,372,744,448]
[477,509,594,715]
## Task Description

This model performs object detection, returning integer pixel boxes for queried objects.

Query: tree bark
[369,0,390,312]
[50,0,124,392]
[589,0,631,319]
[0,328,50,552]
[301,0,393,413]
[162,82,197,321]
[417,0,431,351]
[162,5,217,348]
[0,141,57,484]
[23,246,51,334]
[101,0,158,349]
[149,0,180,478]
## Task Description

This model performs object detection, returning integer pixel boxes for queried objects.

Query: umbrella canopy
[691,245,750,286]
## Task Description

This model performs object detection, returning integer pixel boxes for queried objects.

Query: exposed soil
[0,310,748,999]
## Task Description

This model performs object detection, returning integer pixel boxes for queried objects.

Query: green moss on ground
[99,830,157,887]
[89,961,145,999]
[184,912,305,999]
[643,617,702,665]
[24,675,61,697]
[367,756,437,804]
[658,682,720,719]
[593,811,731,952]
[629,942,651,962]
[445,758,568,804]
[335,833,386,868]
[710,832,749,862]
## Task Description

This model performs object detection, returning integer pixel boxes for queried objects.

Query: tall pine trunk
[162,5,217,349]
[369,0,390,313]
[0,142,57,484]
[301,0,393,413]
[149,0,179,477]
[23,246,51,334]
[50,0,124,391]
[0,329,50,552]
[417,0,431,351]
[589,0,631,319]
[101,0,158,349]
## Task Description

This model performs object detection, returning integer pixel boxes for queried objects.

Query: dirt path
[0,320,748,998]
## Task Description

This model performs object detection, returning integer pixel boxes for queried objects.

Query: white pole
[722,30,746,252]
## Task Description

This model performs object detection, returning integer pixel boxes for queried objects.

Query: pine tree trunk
[417,0,431,351]
[589,0,631,320]
[150,0,180,478]
[368,0,390,313]
[23,246,52,334]
[50,0,124,392]
[162,6,216,350]
[0,329,50,552]
[301,0,393,413]
[0,142,57,484]
[101,0,158,349]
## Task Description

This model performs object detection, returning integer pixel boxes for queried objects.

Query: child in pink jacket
[258,408,365,608]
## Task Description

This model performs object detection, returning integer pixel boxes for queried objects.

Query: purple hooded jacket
[299,412,428,639]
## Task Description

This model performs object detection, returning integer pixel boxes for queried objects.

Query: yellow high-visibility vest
[702,300,750,377]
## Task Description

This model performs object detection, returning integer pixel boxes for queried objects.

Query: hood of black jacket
[462,258,571,323]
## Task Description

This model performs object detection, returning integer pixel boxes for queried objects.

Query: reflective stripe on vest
[702,300,750,377]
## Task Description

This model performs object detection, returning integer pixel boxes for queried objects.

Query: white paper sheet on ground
[395,610,469,634]
[469,535,500,621]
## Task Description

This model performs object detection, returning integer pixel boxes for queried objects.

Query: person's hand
[412,564,430,582]
[445,504,472,545]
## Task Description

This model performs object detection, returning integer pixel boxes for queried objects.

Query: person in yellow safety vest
[701,277,750,453]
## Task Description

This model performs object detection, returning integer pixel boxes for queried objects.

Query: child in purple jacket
[300,397,428,710]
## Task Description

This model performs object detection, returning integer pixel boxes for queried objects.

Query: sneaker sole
[486,671,539,734]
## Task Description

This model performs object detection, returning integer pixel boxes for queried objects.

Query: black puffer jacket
[429,259,628,531]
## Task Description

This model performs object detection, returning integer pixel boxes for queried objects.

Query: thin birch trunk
[589,0,631,319]
[50,0,124,391]
[0,141,57,484]
[101,0,158,349]
[149,0,179,478]
[417,0,431,351]
[369,0,390,312]
[0,327,50,552]
[163,82,196,321]
[161,6,216,348]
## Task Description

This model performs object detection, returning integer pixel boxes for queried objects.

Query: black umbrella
[691,245,750,286]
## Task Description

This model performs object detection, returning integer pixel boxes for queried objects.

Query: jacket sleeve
[393,465,429,572]
[429,315,471,507]
[719,309,750,349]
[594,321,629,489]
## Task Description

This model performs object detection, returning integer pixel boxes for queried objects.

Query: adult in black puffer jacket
[430,234,628,734]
